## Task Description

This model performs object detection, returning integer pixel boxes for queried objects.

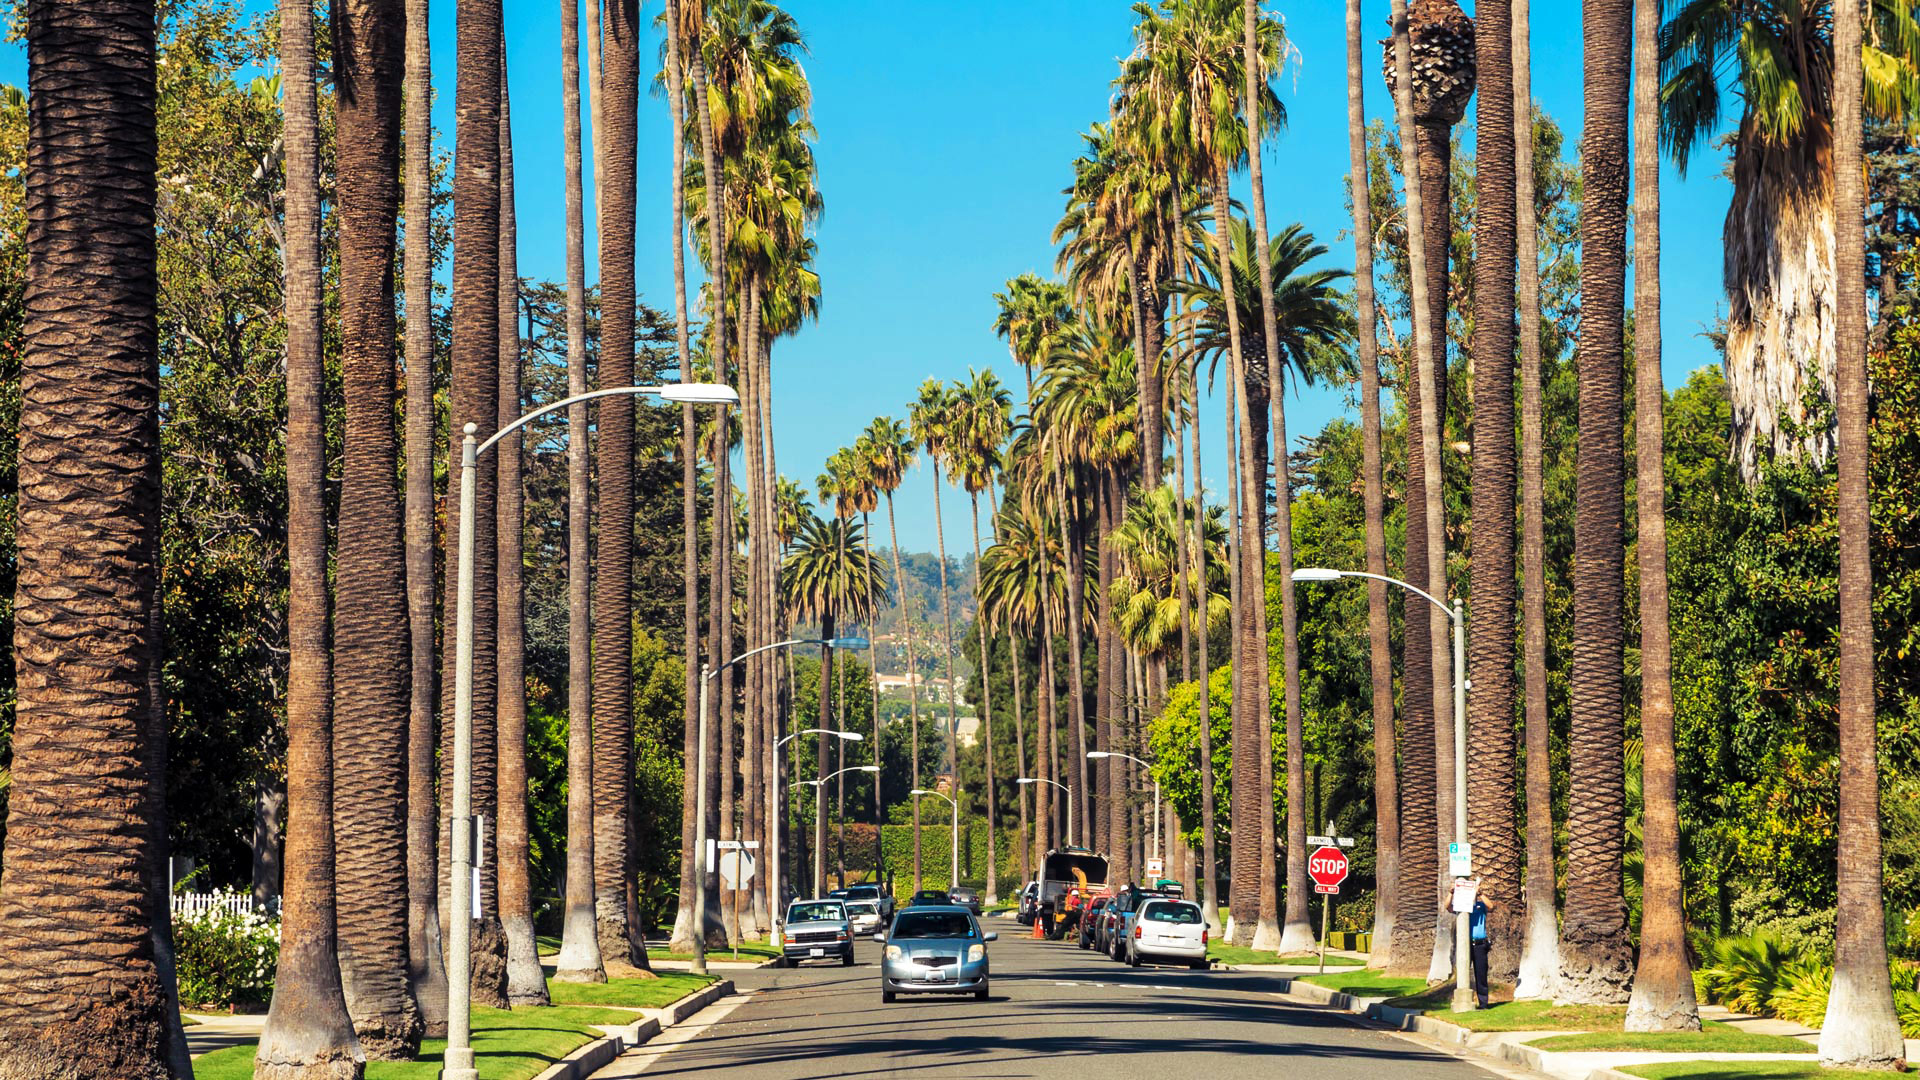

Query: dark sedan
[907,889,951,908]
[948,885,982,915]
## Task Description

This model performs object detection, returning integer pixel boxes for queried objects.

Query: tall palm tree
[1345,0,1399,973]
[493,72,548,1009]
[593,0,648,971]
[553,0,605,988]
[1818,0,1906,1061]
[1558,0,1636,1006]
[257,0,364,1072]
[1511,0,1560,1000]
[402,0,450,1035]
[956,371,1012,903]
[1660,0,1920,480]
[911,380,964,792]
[865,417,925,887]
[1465,0,1523,988]
[332,0,422,1054]
[1117,0,1285,946]
[1624,0,1698,1033]
[1385,0,1452,983]
[0,0,174,1071]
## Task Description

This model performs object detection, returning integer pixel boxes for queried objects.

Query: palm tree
[257,0,365,1071]
[402,0,450,1034]
[1116,0,1286,945]
[1818,0,1906,1061]
[593,0,648,972]
[1385,0,1453,983]
[1557,0,1636,1006]
[911,380,965,793]
[1465,0,1524,989]
[864,417,925,886]
[1345,0,1399,973]
[1624,0,1698,1033]
[783,514,889,894]
[493,72,549,1010]
[956,371,1013,903]
[332,0,423,1054]
[1660,0,1920,480]
[1511,0,1560,1000]
[553,0,605,988]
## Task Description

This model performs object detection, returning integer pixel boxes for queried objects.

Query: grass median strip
[190,1004,638,1080]
[1205,942,1365,967]
[1623,1063,1915,1080]
[646,939,780,962]
[544,971,716,1009]
[1530,1025,1815,1053]
[1294,970,1431,998]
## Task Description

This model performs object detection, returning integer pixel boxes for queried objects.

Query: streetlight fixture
[909,787,960,889]
[1014,777,1072,848]
[692,637,870,971]
[445,383,737,1080]
[1293,565,1469,1011]
[1087,751,1160,868]
[791,763,880,906]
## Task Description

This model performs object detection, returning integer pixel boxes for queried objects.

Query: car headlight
[885,945,903,961]
[967,944,985,963]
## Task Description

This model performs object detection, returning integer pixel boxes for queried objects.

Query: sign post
[1307,844,1351,973]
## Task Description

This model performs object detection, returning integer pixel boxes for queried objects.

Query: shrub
[173,894,278,1010]
[1694,932,1805,1016]
[1766,957,1830,1026]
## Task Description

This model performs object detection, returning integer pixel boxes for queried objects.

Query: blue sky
[1,1,1737,554]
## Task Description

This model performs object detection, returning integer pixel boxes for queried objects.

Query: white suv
[1124,899,1208,969]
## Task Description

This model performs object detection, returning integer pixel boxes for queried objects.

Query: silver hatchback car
[878,905,996,1002]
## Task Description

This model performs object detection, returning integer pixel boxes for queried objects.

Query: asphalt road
[603,927,1512,1080]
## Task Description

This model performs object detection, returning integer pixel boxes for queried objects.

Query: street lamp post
[770,724,863,949]
[792,764,879,907]
[1294,566,1470,1012]
[909,788,959,888]
[692,636,869,974]
[1014,777,1072,848]
[1087,751,1159,868]
[446,383,736,1080]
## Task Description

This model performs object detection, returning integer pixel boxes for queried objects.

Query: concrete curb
[529,978,735,1080]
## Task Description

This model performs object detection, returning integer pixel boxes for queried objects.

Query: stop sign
[1308,846,1349,894]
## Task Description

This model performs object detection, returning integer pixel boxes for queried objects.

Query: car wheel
[883,990,896,1003]
[974,981,989,1001]
[843,951,855,967]
[1190,959,1209,971]
[1128,947,1142,968]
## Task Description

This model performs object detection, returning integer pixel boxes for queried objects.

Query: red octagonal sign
[1308,846,1349,894]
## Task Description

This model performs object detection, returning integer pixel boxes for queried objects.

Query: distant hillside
[792,546,977,690]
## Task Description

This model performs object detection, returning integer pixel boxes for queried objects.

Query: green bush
[173,895,278,1010]
[1766,957,1830,1026]
[1694,932,1805,1016]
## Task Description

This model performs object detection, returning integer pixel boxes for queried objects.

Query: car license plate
[809,947,823,956]
[927,969,945,982]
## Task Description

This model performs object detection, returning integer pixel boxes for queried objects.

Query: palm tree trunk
[1819,0,1906,1059]
[1057,465,1092,852]
[553,0,606,988]
[1511,0,1559,1000]
[1465,0,1524,989]
[1622,0,1697,1032]
[1173,404,1193,687]
[1557,0,1635,1005]
[493,78,549,1007]
[1094,477,1117,868]
[1190,367,1220,934]
[1039,613,1060,853]
[402,0,450,1033]
[593,0,645,971]
[331,0,420,1054]
[704,415,732,942]
[664,0,703,958]
[883,491,926,891]
[866,514,885,892]
[1385,0,1443,981]
[971,493,1000,902]
[1347,0,1399,973]
[1010,617,1031,889]
[815,628,836,897]
[257,0,363,1069]
[931,460,962,799]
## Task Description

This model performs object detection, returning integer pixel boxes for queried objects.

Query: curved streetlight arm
[1015,776,1067,793]
[777,726,863,750]
[1298,568,1457,624]
[476,385,727,459]
[909,788,956,810]
[1087,750,1150,769]
[717,637,833,680]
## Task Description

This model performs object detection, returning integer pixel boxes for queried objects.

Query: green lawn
[1531,1025,1815,1053]
[191,1004,637,1080]
[535,934,562,955]
[1623,1063,1913,1080]
[1205,941,1364,967]
[1295,969,1432,998]
[646,939,780,962]
[544,972,715,1010]
[1415,999,1627,1031]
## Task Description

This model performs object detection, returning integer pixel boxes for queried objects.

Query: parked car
[1016,881,1040,925]
[1106,885,1180,960]
[878,905,996,1002]
[1077,897,1110,950]
[907,889,951,908]
[843,883,895,922]
[846,900,884,937]
[1094,899,1123,954]
[782,898,854,967]
[1123,898,1208,969]
[948,885,983,915]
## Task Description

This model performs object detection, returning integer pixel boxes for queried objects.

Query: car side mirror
[983,931,998,942]
[873,932,886,943]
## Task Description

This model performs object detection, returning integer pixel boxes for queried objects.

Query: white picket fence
[172,891,278,920]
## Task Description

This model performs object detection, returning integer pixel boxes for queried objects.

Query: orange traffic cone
[1032,914,1045,939]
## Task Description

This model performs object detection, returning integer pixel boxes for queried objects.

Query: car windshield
[788,902,845,923]
[846,886,879,899]
[889,911,978,939]
[848,902,877,915]
[1143,902,1201,924]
